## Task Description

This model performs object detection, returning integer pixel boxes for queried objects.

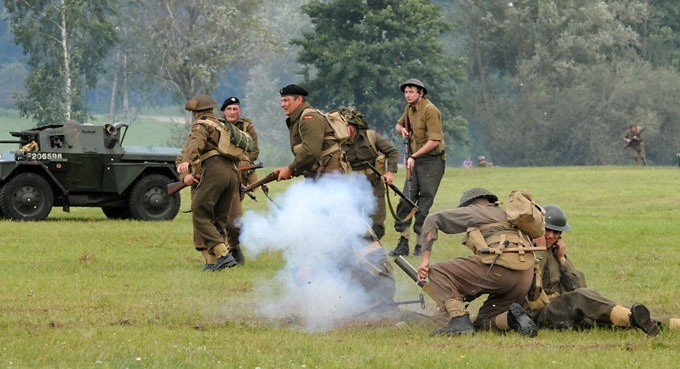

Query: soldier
[339,106,399,240]
[176,94,240,271]
[623,124,646,165]
[220,96,259,265]
[519,205,672,335]
[389,78,446,257]
[477,155,493,168]
[416,188,538,336]
[275,84,348,180]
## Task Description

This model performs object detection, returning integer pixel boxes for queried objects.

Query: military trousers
[364,172,387,239]
[394,154,445,236]
[428,255,533,329]
[531,287,617,330]
[191,156,239,251]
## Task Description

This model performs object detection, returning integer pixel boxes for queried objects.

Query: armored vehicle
[0,121,181,221]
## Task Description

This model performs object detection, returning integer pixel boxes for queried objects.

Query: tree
[4,0,116,125]
[292,0,468,152]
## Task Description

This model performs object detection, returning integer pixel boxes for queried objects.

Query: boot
[507,303,538,337]
[231,245,245,265]
[630,303,660,336]
[413,244,422,256]
[213,253,238,271]
[431,314,475,336]
[388,236,409,257]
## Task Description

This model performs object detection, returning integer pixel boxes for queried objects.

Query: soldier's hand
[382,171,394,185]
[555,239,567,265]
[177,161,190,176]
[276,167,292,181]
[183,174,199,186]
[417,251,431,282]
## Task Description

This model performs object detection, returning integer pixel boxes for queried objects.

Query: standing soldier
[417,188,539,337]
[275,84,348,180]
[339,106,399,240]
[220,96,259,265]
[176,94,240,271]
[623,124,646,165]
[519,205,667,336]
[389,78,446,257]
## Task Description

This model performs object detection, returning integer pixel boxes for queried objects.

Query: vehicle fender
[0,161,68,195]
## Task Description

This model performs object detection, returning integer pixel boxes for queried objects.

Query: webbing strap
[385,183,417,222]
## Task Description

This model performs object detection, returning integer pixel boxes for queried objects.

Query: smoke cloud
[239,173,384,331]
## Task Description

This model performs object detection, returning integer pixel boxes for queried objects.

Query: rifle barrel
[362,161,418,210]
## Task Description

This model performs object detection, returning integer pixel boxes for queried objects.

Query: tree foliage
[4,0,115,125]
[293,0,468,149]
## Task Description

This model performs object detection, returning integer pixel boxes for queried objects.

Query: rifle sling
[385,183,417,222]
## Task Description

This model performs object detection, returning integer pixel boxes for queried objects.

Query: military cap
[279,84,308,97]
[220,96,240,111]
[185,94,216,112]
[458,187,498,208]
[399,78,428,96]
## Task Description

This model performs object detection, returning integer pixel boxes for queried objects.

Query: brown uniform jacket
[397,97,445,155]
[534,245,587,296]
[175,112,225,167]
[342,128,399,173]
[286,101,339,177]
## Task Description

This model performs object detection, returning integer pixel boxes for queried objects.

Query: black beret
[220,96,240,111]
[279,84,308,97]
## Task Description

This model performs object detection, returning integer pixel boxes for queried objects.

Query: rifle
[363,161,418,211]
[624,127,646,149]
[393,255,442,308]
[240,170,278,195]
[166,162,263,196]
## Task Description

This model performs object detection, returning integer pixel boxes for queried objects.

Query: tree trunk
[59,0,73,120]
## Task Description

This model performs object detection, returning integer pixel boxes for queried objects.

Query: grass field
[1,164,679,368]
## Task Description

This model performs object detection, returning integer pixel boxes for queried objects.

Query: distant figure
[623,124,646,166]
[462,156,472,168]
[477,155,493,168]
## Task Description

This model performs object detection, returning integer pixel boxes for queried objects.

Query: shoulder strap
[366,129,378,155]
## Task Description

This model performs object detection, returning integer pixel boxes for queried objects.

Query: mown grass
[1,166,679,368]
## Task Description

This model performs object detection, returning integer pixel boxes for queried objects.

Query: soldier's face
[223,104,241,123]
[404,86,423,104]
[544,229,562,247]
[281,95,302,116]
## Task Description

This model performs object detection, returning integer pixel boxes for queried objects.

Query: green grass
[1,166,679,368]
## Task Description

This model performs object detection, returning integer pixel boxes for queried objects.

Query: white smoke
[239,173,382,331]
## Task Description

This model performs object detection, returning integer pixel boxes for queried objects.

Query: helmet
[185,94,216,112]
[543,204,570,232]
[477,155,486,161]
[339,106,368,129]
[458,188,498,207]
[399,78,428,96]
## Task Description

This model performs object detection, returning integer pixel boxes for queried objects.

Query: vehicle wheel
[102,206,132,220]
[128,174,180,221]
[0,173,54,220]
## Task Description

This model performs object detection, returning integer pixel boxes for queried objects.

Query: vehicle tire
[102,206,132,220]
[0,172,54,221]
[128,174,180,221]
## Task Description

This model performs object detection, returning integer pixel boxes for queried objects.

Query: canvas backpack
[301,108,350,145]
[196,118,253,161]
[505,189,546,239]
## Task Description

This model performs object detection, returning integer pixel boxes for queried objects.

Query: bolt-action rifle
[393,255,442,308]
[363,161,418,212]
[167,162,263,196]
[240,170,278,195]
[624,127,646,149]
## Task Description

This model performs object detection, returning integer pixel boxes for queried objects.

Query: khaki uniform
[419,203,535,329]
[526,245,633,330]
[342,129,399,239]
[624,127,646,165]
[395,97,445,236]
[177,112,239,254]
[286,101,347,178]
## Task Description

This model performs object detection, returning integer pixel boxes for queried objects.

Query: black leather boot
[213,253,238,271]
[388,236,409,257]
[507,303,538,337]
[431,314,475,336]
[630,303,660,336]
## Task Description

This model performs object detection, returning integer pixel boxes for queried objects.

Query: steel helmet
[399,78,428,96]
[543,204,571,232]
[458,188,498,208]
[185,94,216,112]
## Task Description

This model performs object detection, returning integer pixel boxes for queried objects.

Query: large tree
[4,0,115,125]
[293,0,468,150]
